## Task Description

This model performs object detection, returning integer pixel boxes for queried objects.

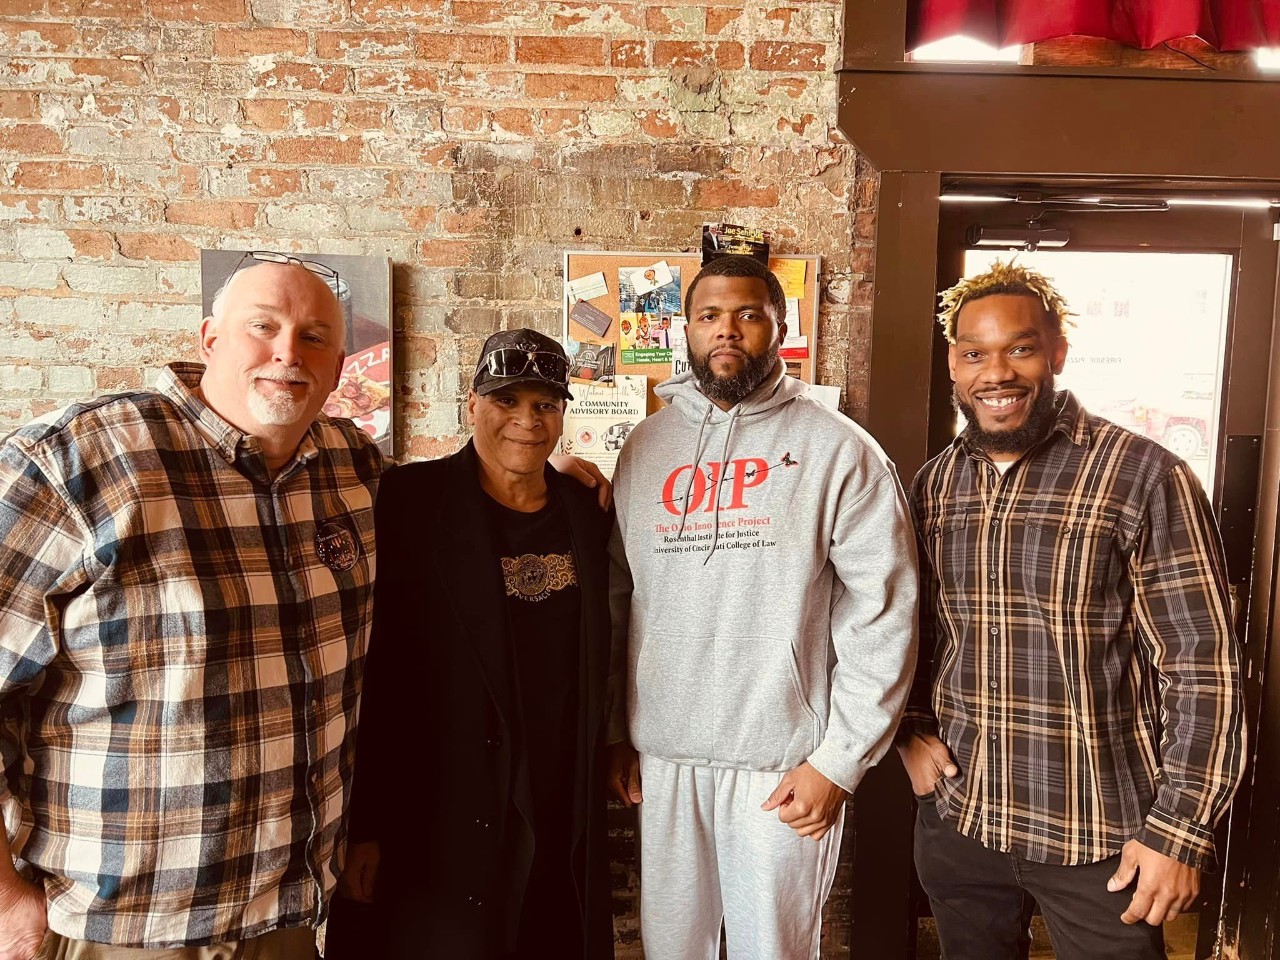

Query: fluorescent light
[911,35,1021,63]
[1166,197,1278,209]
[1255,47,1280,70]
[940,194,1015,204]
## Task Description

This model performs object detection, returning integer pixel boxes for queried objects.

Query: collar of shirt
[159,362,320,476]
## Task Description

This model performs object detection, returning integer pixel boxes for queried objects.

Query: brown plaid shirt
[0,363,381,946]
[906,391,1244,870]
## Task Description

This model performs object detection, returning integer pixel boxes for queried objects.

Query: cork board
[563,250,821,415]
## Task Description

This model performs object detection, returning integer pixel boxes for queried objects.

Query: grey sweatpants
[637,754,843,960]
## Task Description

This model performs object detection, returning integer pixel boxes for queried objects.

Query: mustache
[251,365,315,386]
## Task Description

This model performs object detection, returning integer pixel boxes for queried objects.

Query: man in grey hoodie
[606,255,919,959]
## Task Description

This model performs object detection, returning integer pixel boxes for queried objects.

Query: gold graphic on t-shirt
[501,552,578,602]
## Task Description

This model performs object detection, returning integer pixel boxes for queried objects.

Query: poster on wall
[200,249,394,456]
[557,375,647,479]
[618,261,680,365]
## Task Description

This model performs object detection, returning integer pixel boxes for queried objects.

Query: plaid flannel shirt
[0,363,381,946]
[906,391,1244,871]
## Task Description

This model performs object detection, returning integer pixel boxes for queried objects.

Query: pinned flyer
[769,258,807,299]
[567,271,609,303]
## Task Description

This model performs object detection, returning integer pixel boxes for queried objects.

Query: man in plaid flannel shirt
[898,262,1245,960]
[0,258,380,960]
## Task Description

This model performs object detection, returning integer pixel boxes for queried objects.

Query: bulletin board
[563,251,821,414]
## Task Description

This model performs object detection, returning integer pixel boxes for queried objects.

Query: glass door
[915,196,1280,960]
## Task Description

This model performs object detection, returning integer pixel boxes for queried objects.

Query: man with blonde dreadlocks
[897,261,1244,960]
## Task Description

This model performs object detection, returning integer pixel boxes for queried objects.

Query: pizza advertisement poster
[200,249,394,456]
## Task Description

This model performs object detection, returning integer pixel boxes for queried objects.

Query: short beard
[953,386,1059,455]
[247,366,314,427]
[690,344,779,408]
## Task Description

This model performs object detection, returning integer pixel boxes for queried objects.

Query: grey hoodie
[607,364,919,792]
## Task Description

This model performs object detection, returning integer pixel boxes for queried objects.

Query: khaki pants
[36,927,316,960]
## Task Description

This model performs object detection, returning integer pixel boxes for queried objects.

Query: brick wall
[0,0,873,955]
[0,0,876,452]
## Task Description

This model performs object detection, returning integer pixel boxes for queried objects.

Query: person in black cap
[324,329,615,960]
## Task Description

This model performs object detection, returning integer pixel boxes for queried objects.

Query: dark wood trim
[1216,245,1280,958]
[838,68,1280,179]
[865,171,941,478]
[842,0,907,63]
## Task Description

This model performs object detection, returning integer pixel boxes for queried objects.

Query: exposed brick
[764,6,795,33]
[0,0,48,13]
[516,36,606,67]
[315,30,414,60]
[611,39,646,67]
[47,0,144,14]
[415,33,509,63]
[339,99,387,130]
[165,200,258,228]
[524,73,615,101]
[491,107,534,137]
[706,7,743,34]
[254,62,349,94]
[451,0,535,26]
[417,238,481,267]
[96,366,144,391]
[0,22,80,54]
[0,125,61,156]
[654,39,743,68]
[150,0,246,21]
[270,135,363,164]
[0,92,38,119]
[749,39,826,71]
[442,105,488,133]
[0,261,60,289]
[538,108,586,136]
[638,110,679,138]
[350,0,446,22]
[240,98,291,131]
[213,28,307,57]
[67,57,148,86]
[646,5,703,34]
[353,67,439,95]
[247,167,305,195]
[116,233,198,262]
[61,263,154,294]
[13,162,106,190]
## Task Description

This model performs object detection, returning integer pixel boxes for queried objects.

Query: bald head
[198,261,347,466]
[210,260,344,338]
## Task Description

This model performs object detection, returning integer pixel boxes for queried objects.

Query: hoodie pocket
[631,631,820,769]
[631,629,717,761]
[713,633,821,769]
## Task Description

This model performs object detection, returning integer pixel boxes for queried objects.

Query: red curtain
[908,1,1280,52]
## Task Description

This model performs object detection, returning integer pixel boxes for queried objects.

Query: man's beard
[690,342,780,407]
[953,384,1058,455]
[246,365,315,426]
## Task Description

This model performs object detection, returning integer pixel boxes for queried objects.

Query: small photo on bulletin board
[562,251,822,414]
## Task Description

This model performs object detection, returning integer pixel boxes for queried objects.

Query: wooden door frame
[838,9,1280,956]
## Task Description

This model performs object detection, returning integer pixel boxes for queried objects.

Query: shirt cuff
[894,710,940,744]
[1135,805,1218,872]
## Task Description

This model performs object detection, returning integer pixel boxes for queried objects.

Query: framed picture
[200,250,394,456]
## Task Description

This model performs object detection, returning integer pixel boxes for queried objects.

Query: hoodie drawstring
[676,404,714,539]
[702,404,741,565]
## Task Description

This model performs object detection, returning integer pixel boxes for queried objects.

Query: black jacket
[332,442,614,959]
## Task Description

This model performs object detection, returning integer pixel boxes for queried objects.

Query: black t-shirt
[485,492,583,950]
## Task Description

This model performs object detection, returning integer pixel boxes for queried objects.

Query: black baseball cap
[472,328,574,401]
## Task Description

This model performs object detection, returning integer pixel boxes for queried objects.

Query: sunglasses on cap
[479,348,571,385]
